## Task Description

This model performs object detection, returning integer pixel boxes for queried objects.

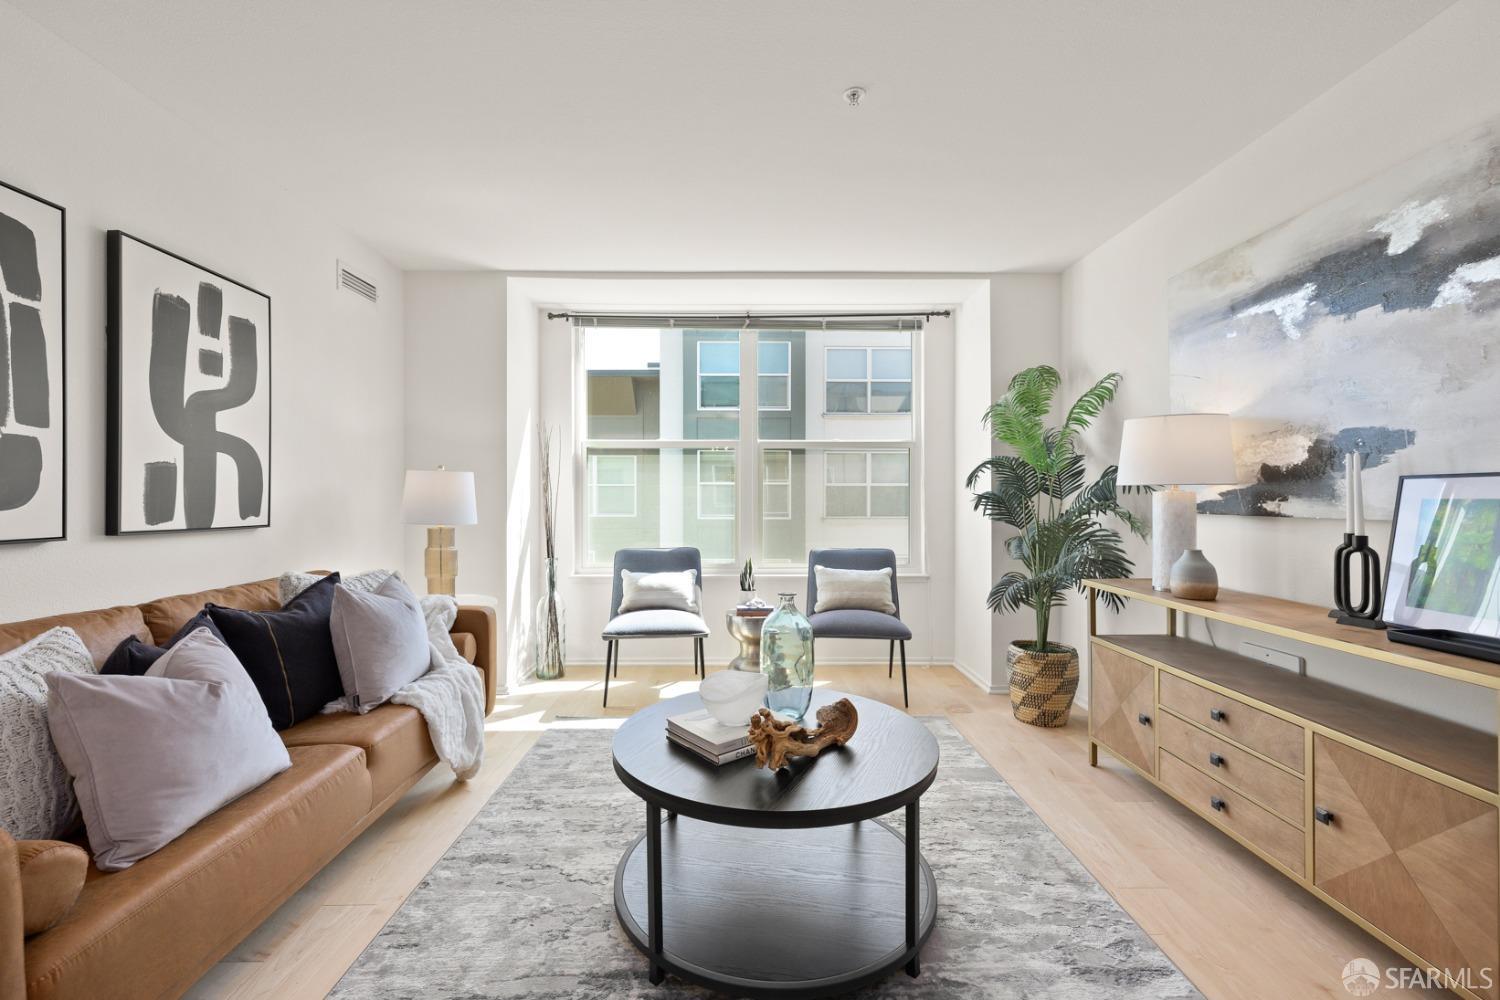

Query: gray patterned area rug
[330,720,1200,999]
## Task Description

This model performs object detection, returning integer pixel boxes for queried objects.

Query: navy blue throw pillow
[101,609,226,676]
[204,572,344,730]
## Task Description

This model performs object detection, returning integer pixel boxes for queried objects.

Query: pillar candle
[1352,452,1365,536]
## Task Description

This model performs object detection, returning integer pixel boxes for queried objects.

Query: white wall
[0,4,404,620]
[985,274,1064,692]
[1059,0,1500,730]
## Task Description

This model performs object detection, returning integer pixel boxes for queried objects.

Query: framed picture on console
[0,179,65,544]
[107,231,271,534]
[1384,472,1500,662]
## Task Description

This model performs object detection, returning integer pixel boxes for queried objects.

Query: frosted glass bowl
[699,669,768,727]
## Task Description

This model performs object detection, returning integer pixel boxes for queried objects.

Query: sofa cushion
[280,705,436,807]
[138,578,281,645]
[279,568,392,605]
[0,606,148,667]
[330,575,430,713]
[602,609,711,638]
[205,574,345,730]
[47,629,292,871]
[16,840,87,937]
[23,745,371,1000]
[808,609,913,640]
[1,628,96,841]
[99,609,224,676]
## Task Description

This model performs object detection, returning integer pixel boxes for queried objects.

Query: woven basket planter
[1007,642,1079,728]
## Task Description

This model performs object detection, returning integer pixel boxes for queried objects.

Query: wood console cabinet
[1085,579,1500,1000]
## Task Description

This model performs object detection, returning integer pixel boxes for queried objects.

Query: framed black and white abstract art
[0,180,65,544]
[107,232,271,534]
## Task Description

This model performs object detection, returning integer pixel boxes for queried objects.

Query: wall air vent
[336,260,378,303]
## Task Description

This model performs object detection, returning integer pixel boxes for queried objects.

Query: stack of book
[666,709,754,765]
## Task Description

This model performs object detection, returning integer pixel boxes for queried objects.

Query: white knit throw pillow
[0,627,95,839]
[278,569,396,605]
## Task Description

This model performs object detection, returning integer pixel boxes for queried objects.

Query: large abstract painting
[0,180,65,543]
[1168,117,1500,519]
[108,232,270,534]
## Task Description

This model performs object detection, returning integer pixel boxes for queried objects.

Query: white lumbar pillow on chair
[618,569,699,613]
[814,566,897,615]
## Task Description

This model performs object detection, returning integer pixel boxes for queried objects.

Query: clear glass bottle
[760,592,814,723]
[533,557,566,680]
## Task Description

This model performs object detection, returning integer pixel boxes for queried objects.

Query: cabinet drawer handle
[1209,708,1227,722]
[1210,796,1227,812]
[1137,713,1152,726]
[1315,807,1334,826]
[1208,752,1226,768]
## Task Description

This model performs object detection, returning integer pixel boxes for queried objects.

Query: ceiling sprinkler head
[843,86,866,108]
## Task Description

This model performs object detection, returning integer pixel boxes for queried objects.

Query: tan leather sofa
[0,577,497,1000]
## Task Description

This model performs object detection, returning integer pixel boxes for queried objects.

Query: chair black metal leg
[698,637,706,676]
[614,644,620,677]
[602,641,614,707]
[889,640,895,678]
[900,640,909,708]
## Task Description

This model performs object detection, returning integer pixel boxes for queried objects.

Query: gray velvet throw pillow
[45,628,291,871]
[330,574,431,713]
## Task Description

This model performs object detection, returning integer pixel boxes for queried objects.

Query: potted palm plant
[967,365,1143,727]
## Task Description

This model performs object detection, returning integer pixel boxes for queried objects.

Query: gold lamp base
[424,525,458,596]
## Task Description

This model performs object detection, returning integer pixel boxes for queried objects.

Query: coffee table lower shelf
[613,816,936,999]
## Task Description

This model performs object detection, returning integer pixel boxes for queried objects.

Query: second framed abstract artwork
[107,231,271,534]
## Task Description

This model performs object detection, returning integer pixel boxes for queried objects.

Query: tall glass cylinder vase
[533,558,566,680]
[760,592,814,723]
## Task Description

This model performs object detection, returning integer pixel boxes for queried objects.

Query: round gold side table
[725,612,766,672]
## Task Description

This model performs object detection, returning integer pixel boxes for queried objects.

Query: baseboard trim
[953,658,1005,695]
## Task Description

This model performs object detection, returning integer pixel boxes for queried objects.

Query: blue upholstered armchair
[601,547,710,706]
[806,548,913,707]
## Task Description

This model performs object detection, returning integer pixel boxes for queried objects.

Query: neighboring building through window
[762,449,792,520]
[696,340,739,410]
[696,450,736,520]
[825,451,910,518]
[589,454,638,517]
[581,324,918,569]
[825,347,913,414]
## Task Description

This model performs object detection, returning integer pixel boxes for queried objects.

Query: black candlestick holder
[1331,532,1385,628]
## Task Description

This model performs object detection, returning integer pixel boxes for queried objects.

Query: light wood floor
[187,664,1441,999]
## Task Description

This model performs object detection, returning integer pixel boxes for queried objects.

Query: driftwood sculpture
[748,698,859,770]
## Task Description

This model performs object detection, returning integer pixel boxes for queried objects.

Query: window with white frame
[825,347,913,414]
[696,450,736,520]
[825,450,910,518]
[697,340,739,410]
[589,454,637,517]
[762,449,792,520]
[758,341,791,410]
[697,339,793,411]
[580,324,920,570]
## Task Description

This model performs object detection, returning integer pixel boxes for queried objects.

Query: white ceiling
[10,0,1452,272]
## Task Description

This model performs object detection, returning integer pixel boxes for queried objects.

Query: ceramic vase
[1170,549,1219,601]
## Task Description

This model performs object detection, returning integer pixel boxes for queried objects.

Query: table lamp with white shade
[402,467,478,596]
[1117,414,1238,592]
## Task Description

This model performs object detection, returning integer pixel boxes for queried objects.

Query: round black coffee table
[612,689,939,997]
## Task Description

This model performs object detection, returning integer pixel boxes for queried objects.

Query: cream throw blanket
[399,595,487,781]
